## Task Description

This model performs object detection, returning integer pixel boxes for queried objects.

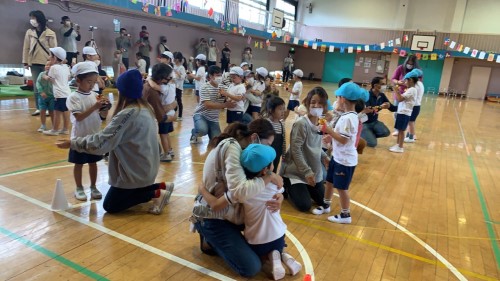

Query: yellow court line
[283,214,500,241]
[282,215,498,281]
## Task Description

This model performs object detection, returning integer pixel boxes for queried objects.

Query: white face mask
[94,60,101,67]
[406,64,414,70]
[309,107,323,117]
[30,19,39,28]
[64,21,71,27]
[247,77,254,86]
[214,76,223,85]
[381,85,387,92]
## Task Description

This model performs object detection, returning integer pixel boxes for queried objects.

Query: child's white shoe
[269,250,285,280]
[281,252,302,276]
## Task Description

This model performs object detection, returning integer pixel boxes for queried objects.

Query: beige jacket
[23,28,57,66]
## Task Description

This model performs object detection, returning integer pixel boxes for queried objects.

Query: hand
[224,100,236,109]
[381,102,390,109]
[305,174,315,186]
[94,98,106,110]
[40,92,47,99]
[270,173,283,188]
[266,193,283,213]
[322,157,330,169]
[55,139,71,149]
[362,107,374,114]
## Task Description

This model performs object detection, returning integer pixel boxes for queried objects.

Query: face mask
[381,85,387,92]
[247,78,254,86]
[253,135,261,144]
[310,108,323,117]
[406,64,414,70]
[95,60,101,67]
[214,77,223,84]
[143,37,149,41]
[64,21,71,27]
[30,19,38,28]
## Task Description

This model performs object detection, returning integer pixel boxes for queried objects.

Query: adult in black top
[361,77,397,147]
[220,42,231,72]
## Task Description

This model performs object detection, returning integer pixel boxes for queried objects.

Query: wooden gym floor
[0,82,499,281]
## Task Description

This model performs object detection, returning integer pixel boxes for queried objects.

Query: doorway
[467,66,491,99]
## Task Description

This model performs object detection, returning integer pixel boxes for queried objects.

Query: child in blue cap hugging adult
[200,143,302,280]
[56,69,174,215]
[390,69,418,153]
[313,82,369,224]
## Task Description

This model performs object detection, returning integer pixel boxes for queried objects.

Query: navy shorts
[227,111,243,123]
[54,98,68,112]
[195,90,200,97]
[326,158,356,190]
[287,100,300,111]
[394,114,410,131]
[409,106,421,122]
[248,105,261,113]
[250,235,285,256]
[159,122,174,134]
[69,149,103,164]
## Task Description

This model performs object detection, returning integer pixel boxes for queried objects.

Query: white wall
[300,0,500,34]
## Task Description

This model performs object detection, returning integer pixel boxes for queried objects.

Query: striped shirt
[194,82,225,122]
[267,118,284,135]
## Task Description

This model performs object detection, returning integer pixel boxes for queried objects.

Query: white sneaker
[37,125,46,132]
[389,145,404,153]
[404,137,415,143]
[160,153,173,162]
[190,134,199,144]
[281,252,302,276]
[168,149,175,157]
[31,109,40,116]
[59,129,70,135]
[74,188,87,201]
[148,183,174,215]
[43,129,59,136]
[392,130,399,136]
[269,250,285,280]
[328,213,352,224]
[176,117,183,121]
[311,206,330,215]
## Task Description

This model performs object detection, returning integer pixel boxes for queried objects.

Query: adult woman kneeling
[192,119,283,278]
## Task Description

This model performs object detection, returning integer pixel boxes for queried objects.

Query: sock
[90,185,97,190]
[341,208,350,217]
[408,133,414,139]
[158,182,166,190]
[154,189,161,198]
[323,199,332,208]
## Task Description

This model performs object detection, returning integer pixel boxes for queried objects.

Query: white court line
[334,194,467,281]
[0,161,314,279]
[0,184,236,281]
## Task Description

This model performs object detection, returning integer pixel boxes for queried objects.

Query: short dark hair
[264,95,285,115]
[208,65,222,76]
[141,26,147,30]
[354,99,365,113]
[371,76,385,88]
[303,87,328,109]
[338,78,352,88]
[248,118,275,141]
[120,28,127,33]
[136,52,142,58]
[29,10,46,30]
[76,72,98,81]
[243,162,272,179]
[151,63,173,82]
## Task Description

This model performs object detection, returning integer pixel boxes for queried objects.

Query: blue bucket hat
[240,144,276,173]
[404,68,423,79]
[116,70,143,99]
[335,82,369,102]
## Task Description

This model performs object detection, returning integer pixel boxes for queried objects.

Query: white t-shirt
[415,81,425,106]
[66,90,101,140]
[250,81,265,107]
[290,80,303,101]
[194,66,206,91]
[332,112,358,167]
[137,59,146,74]
[227,83,246,112]
[160,83,176,116]
[232,183,286,245]
[48,64,71,98]
[397,87,416,116]
[173,64,186,90]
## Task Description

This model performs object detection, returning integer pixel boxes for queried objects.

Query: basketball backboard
[410,35,436,52]
[272,9,284,29]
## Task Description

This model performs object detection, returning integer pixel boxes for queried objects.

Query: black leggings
[175,88,183,118]
[283,177,325,212]
[103,183,160,213]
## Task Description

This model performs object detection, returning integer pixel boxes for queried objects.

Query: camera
[89,26,98,31]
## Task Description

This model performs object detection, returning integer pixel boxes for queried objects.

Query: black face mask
[143,37,149,41]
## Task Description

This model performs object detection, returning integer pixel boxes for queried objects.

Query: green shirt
[36,71,53,97]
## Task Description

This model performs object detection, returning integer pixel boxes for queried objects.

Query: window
[189,0,226,13]
[239,0,267,25]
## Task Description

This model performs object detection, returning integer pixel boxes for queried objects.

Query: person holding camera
[59,16,81,67]
[23,10,57,116]
[115,28,132,70]
[136,28,152,74]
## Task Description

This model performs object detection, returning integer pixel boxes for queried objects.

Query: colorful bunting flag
[220,21,225,29]
[463,47,470,54]
[478,51,486,59]
[403,35,409,42]
[364,45,370,52]
[175,2,182,13]
[430,53,437,60]
[260,42,263,49]
[395,38,401,45]
[380,42,385,49]
[130,0,137,3]
[497,55,500,63]
[329,45,334,52]
[226,23,231,32]
[449,41,456,49]
[487,53,495,62]
[444,38,450,46]
[303,41,309,48]
[208,7,214,17]
[272,31,277,39]
[356,46,361,53]
[320,45,326,52]
[347,46,353,53]
[388,40,394,47]
[154,5,161,16]
[266,39,271,47]
[39,0,48,3]
[399,50,406,57]
[293,37,299,45]
[233,27,237,34]
[445,52,451,58]
[416,53,422,60]
[247,36,252,44]
[422,54,429,60]
[456,44,463,52]
[312,42,318,50]
[471,49,478,58]
[392,48,399,54]
[284,34,290,42]
[438,53,445,60]
[340,47,345,53]
[142,3,149,12]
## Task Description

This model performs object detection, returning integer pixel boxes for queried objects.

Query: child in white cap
[283,69,303,120]
[187,54,207,103]
[66,61,110,201]
[43,47,71,136]
[199,144,302,280]
[220,66,246,124]
[247,67,267,120]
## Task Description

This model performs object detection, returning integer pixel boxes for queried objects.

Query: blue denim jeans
[192,114,221,140]
[361,120,390,147]
[195,219,261,277]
